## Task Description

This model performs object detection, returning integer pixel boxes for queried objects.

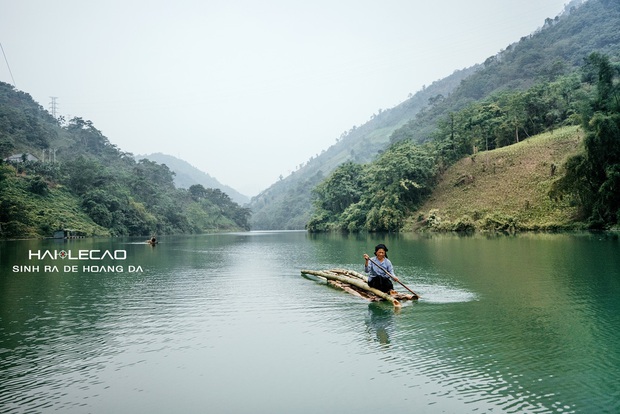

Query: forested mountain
[252,0,620,231]
[138,152,249,205]
[0,85,250,238]
[249,66,479,229]
[308,0,620,232]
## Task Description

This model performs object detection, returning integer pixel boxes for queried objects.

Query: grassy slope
[405,126,585,232]
[1,173,110,239]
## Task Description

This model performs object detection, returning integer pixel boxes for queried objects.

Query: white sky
[0,0,568,197]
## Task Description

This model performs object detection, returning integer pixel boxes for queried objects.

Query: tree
[585,52,616,112]
[365,141,437,231]
[0,134,15,159]
[311,162,365,216]
[307,162,367,232]
[189,184,208,200]
[28,175,48,196]
[308,140,438,232]
[551,53,620,227]
[62,156,111,194]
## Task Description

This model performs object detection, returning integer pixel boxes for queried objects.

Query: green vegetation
[307,142,437,232]
[309,51,620,232]
[3,0,620,237]
[257,0,620,231]
[304,0,620,233]
[0,85,250,239]
[249,66,478,230]
[550,53,620,228]
[408,127,584,233]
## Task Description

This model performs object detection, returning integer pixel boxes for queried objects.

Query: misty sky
[0,0,569,197]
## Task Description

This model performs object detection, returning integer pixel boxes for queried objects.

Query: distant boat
[146,237,158,245]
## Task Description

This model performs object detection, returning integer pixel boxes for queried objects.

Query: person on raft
[363,244,400,294]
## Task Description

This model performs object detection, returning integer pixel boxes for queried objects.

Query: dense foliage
[550,53,620,228]
[0,86,250,239]
[427,72,589,164]
[307,141,437,232]
[309,51,620,232]
[255,0,620,230]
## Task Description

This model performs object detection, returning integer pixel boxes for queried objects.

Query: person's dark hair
[374,244,388,258]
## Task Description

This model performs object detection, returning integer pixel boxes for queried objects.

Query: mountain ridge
[249,65,480,229]
[137,152,249,205]
[249,0,619,231]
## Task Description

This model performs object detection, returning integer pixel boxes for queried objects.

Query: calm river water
[1,231,619,413]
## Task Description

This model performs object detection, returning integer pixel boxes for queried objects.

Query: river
[1,231,618,413]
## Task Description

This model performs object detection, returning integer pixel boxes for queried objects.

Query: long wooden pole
[368,258,420,298]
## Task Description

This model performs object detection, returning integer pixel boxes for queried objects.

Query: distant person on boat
[148,236,157,245]
[363,244,399,293]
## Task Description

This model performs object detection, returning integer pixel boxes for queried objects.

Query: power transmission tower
[49,97,58,118]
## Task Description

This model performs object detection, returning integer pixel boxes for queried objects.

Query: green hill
[406,126,585,233]
[0,169,110,239]
[249,66,478,229]
[0,84,251,239]
[253,0,620,231]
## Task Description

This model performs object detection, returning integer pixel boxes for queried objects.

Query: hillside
[138,152,249,205]
[250,0,607,230]
[406,126,585,233]
[0,83,251,239]
[0,171,111,239]
[249,66,478,229]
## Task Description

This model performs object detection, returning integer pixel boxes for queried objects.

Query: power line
[0,43,16,87]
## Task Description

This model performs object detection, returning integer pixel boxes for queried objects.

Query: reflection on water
[366,302,396,345]
[1,232,619,413]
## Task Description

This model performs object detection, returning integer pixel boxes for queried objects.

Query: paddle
[368,257,420,298]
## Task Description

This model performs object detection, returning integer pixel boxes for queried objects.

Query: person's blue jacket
[364,257,394,283]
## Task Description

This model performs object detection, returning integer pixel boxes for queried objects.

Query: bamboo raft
[300,268,418,307]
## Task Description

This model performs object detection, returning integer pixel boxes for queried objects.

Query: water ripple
[1,233,618,413]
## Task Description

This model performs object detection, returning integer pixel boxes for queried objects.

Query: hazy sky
[0,0,569,197]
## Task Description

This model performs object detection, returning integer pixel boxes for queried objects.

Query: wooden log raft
[301,268,418,306]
